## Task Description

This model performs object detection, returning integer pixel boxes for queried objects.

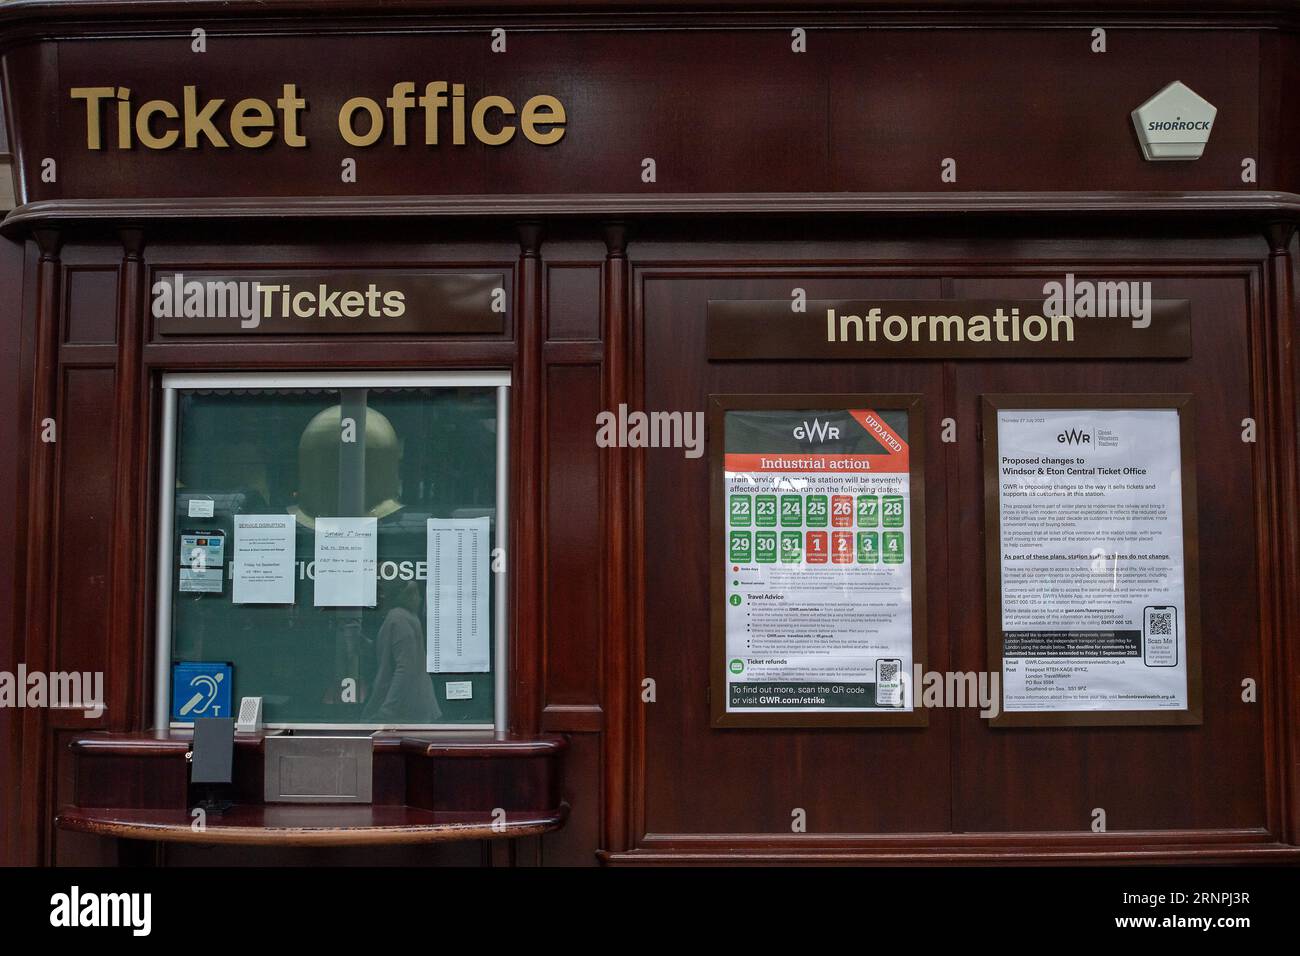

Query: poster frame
[982,393,1203,728]
[709,393,928,729]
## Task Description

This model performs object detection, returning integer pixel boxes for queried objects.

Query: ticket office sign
[982,394,1203,727]
[710,395,926,728]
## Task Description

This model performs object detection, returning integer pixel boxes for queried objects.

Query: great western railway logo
[793,419,841,442]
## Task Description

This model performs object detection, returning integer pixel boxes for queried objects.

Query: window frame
[153,370,512,733]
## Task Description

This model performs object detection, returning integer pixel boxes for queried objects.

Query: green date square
[805,495,828,528]
[857,494,879,527]
[754,531,778,563]
[779,495,803,527]
[780,530,802,563]
[729,494,752,527]
[856,531,879,564]
[729,531,752,563]
[882,495,905,528]
[754,494,777,527]
[882,531,905,563]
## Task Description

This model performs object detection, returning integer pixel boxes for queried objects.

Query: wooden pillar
[601,222,631,854]
[18,228,62,864]
[112,229,146,730]
[513,221,544,735]
[1263,222,1300,844]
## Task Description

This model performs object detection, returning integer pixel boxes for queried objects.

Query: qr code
[878,660,900,682]
[1148,611,1173,636]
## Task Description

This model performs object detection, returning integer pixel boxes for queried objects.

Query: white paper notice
[996,407,1189,712]
[233,515,296,604]
[426,517,490,673]
[314,517,378,607]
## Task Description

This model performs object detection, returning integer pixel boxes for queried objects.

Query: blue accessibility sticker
[172,661,233,721]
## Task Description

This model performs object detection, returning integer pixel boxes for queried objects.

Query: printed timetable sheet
[426,516,491,673]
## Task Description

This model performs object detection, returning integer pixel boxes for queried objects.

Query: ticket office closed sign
[711,396,926,728]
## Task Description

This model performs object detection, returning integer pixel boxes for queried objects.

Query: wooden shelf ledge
[59,731,569,846]
[57,804,569,847]
[68,730,568,757]
[8,191,1300,238]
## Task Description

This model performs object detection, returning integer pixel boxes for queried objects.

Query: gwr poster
[712,397,925,727]
[985,396,1201,726]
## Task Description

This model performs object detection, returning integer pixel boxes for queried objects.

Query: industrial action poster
[721,405,917,717]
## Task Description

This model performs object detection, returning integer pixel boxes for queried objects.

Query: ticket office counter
[2,0,1300,867]
[14,221,575,865]
[12,210,1299,868]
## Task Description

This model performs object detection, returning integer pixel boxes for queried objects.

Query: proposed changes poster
[990,402,1195,718]
[715,399,922,725]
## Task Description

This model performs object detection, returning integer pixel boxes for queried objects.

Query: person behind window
[363,578,441,724]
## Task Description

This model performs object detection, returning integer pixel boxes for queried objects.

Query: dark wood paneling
[621,240,1283,859]
[0,40,55,209]
[63,266,119,345]
[540,730,600,865]
[0,0,1293,871]
[638,268,952,836]
[5,24,1284,204]
[828,29,1258,192]
[950,272,1264,830]
[53,366,118,685]
[601,223,631,852]
[53,730,117,866]
[0,77,8,156]
[546,262,602,341]
[543,363,604,714]
[10,223,1296,866]
[1277,35,1300,193]
[513,223,544,734]
[482,30,828,196]
[1261,226,1300,844]
[0,235,26,866]
[19,229,62,866]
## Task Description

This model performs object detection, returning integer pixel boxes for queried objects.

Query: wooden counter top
[57,804,569,846]
[59,730,569,847]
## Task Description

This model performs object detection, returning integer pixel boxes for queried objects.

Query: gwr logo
[794,419,840,442]
[1057,428,1092,445]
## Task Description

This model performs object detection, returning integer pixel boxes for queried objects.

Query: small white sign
[188,498,215,518]
[445,681,473,700]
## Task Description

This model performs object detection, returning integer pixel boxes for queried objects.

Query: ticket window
[153,372,510,731]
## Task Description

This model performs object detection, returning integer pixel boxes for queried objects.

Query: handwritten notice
[314,517,378,607]
[233,515,297,604]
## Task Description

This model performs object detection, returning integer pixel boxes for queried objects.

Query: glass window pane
[169,384,499,726]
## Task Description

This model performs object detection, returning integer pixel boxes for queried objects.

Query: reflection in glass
[171,386,497,725]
